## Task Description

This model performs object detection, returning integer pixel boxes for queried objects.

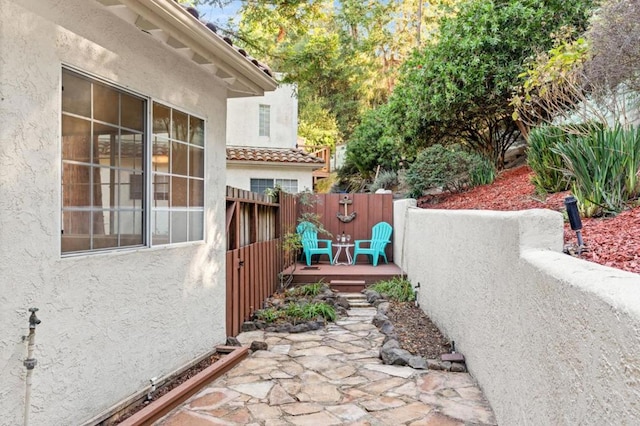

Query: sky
[197,1,243,27]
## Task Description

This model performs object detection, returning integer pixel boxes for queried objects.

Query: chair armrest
[317,239,332,248]
[354,240,372,249]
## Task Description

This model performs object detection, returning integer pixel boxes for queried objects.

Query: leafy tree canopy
[386,0,597,167]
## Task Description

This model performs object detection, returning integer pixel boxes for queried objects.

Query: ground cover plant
[253,283,338,326]
[369,276,416,302]
[419,165,640,274]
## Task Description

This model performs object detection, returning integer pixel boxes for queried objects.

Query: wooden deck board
[282,261,405,289]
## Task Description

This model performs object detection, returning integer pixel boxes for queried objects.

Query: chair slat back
[297,221,319,249]
[370,221,392,251]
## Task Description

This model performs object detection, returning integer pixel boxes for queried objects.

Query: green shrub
[527,125,573,193]
[405,144,495,198]
[301,302,336,322]
[369,277,415,302]
[553,124,640,217]
[255,308,285,323]
[369,170,398,192]
[287,283,324,298]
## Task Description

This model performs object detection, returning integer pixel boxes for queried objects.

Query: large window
[61,69,204,254]
[258,104,270,137]
[250,178,298,194]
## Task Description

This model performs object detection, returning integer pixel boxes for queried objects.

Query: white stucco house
[0,0,276,424]
[226,82,325,193]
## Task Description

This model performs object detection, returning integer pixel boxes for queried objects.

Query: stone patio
[156,297,496,425]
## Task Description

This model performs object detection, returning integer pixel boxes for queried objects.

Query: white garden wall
[394,202,640,425]
[0,1,231,424]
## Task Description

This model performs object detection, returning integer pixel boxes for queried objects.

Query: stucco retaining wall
[396,204,640,425]
[0,1,230,424]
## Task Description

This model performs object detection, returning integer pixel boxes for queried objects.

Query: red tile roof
[226,147,325,165]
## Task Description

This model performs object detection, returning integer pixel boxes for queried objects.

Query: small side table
[332,243,354,266]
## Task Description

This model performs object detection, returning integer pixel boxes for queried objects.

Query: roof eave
[96,0,277,96]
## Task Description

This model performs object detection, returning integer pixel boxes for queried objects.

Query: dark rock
[382,333,399,346]
[408,356,428,369]
[377,301,390,315]
[380,320,395,335]
[426,359,446,370]
[225,336,241,347]
[307,320,324,330]
[265,327,276,332]
[450,362,467,373]
[254,320,267,330]
[241,321,257,332]
[276,323,293,333]
[372,313,389,328]
[365,290,381,304]
[335,296,350,309]
[382,339,400,350]
[250,341,268,351]
[380,347,412,365]
[290,323,310,333]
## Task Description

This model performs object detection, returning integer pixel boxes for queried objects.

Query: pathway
[156,294,496,425]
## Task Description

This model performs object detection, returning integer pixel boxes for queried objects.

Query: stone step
[330,280,367,293]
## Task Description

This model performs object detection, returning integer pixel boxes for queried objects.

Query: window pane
[128,173,143,201]
[171,211,188,243]
[153,174,170,207]
[121,131,144,171]
[152,211,169,245]
[171,141,188,176]
[61,211,91,253]
[250,178,273,194]
[189,211,204,241]
[94,166,119,209]
[172,110,189,142]
[275,179,298,194]
[189,179,204,207]
[93,210,119,249]
[259,104,270,137]
[62,163,92,208]
[62,116,91,162]
[94,84,120,125]
[152,137,170,172]
[153,103,171,137]
[121,94,144,131]
[171,176,188,207]
[94,123,119,167]
[119,211,144,246]
[62,71,91,117]
[190,116,204,146]
[189,146,204,178]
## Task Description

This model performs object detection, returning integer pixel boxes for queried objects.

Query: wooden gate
[225,187,296,336]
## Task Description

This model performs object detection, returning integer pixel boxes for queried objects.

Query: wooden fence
[225,187,297,336]
[303,193,394,262]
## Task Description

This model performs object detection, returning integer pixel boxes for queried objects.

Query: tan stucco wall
[227,163,315,193]
[396,205,640,425]
[0,1,229,424]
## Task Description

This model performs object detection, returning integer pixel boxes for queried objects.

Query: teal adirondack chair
[352,221,392,266]
[296,221,333,266]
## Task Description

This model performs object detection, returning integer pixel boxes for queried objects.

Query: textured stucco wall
[227,163,314,193]
[227,83,298,148]
[397,205,640,425]
[0,1,230,424]
[392,198,416,272]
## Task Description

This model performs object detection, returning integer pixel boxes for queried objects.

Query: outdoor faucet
[28,308,41,330]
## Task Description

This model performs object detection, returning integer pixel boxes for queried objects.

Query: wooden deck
[282,261,405,292]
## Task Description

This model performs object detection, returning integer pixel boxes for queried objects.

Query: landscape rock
[372,313,389,328]
[450,362,467,373]
[334,296,351,309]
[380,320,395,335]
[250,341,268,351]
[382,333,399,346]
[408,356,428,369]
[377,301,390,315]
[225,336,242,347]
[290,323,310,333]
[241,321,257,332]
[276,323,293,333]
[380,347,413,366]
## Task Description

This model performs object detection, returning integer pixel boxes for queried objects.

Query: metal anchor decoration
[337,195,357,223]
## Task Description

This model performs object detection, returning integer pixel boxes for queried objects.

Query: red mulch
[418,165,640,274]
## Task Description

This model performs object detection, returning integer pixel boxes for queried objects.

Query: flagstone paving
[156,304,496,425]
